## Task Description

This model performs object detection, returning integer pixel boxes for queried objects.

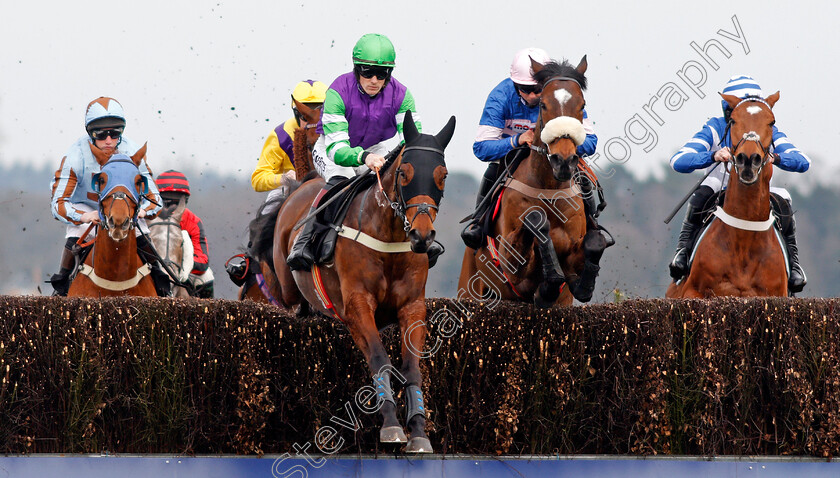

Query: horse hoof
[405,436,433,453]
[380,426,407,444]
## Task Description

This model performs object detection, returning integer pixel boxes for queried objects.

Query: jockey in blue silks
[668,75,810,292]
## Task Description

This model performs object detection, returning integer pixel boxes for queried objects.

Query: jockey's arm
[577,109,598,157]
[395,89,422,142]
[50,154,86,225]
[183,210,210,275]
[473,91,518,162]
[771,127,811,173]
[323,89,365,167]
[670,120,719,173]
[252,128,294,192]
[139,163,162,219]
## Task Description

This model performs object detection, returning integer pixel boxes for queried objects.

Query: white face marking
[746,105,762,115]
[554,88,572,106]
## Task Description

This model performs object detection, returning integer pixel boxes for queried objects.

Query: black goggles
[516,84,543,95]
[357,65,392,81]
[91,128,123,141]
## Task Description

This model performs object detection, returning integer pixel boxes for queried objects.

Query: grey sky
[1,0,837,192]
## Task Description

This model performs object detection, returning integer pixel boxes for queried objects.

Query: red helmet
[155,170,190,195]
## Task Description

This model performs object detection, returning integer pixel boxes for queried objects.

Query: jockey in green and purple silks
[287,33,442,271]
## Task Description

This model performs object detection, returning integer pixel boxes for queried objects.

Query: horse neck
[91,229,142,278]
[723,166,772,221]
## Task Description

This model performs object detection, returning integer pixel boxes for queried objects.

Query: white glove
[137,208,147,218]
[80,211,100,224]
[364,153,386,171]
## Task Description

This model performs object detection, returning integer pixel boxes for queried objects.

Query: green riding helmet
[352,33,396,67]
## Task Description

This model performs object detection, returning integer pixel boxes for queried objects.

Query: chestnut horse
[68,150,157,297]
[667,91,787,298]
[458,57,608,307]
[237,99,322,304]
[147,197,193,298]
[270,111,455,453]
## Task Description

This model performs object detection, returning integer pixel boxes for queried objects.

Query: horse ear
[403,110,420,144]
[765,91,780,109]
[530,57,545,75]
[576,55,588,75]
[434,116,457,149]
[293,98,320,123]
[719,93,741,111]
[131,143,148,167]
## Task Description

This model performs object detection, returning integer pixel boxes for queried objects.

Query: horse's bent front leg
[523,209,565,308]
[568,216,608,303]
[398,298,433,453]
[344,294,406,444]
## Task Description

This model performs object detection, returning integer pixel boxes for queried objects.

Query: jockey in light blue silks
[48,96,169,296]
[668,75,810,292]
[286,33,443,271]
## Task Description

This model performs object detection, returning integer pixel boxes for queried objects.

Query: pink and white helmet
[510,48,551,85]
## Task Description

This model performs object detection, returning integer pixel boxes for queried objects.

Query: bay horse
[236,99,322,305]
[667,91,787,298]
[147,197,193,298]
[458,56,608,307]
[68,149,157,297]
[270,111,455,453]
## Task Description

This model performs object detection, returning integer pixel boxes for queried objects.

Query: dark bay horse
[667,91,787,298]
[237,99,322,304]
[458,56,607,307]
[270,111,455,453]
[68,148,157,297]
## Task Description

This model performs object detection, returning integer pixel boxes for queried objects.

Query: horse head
[722,91,780,185]
[391,110,456,253]
[532,56,588,182]
[293,98,323,150]
[91,146,148,241]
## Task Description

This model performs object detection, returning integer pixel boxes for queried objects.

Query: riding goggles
[91,128,123,141]
[357,65,392,81]
[516,84,543,95]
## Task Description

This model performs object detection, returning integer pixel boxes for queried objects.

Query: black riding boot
[461,163,499,249]
[783,214,807,294]
[137,234,171,297]
[287,183,332,271]
[49,237,79,296]
[669,204,705,280]
[195,280,215,299]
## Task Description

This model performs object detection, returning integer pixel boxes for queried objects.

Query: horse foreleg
[524,209,565,308]
[398,298,433,453]
[568,221,608,303]
[344,294,406,444]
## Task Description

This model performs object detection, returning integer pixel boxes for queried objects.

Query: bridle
[98,189,140,231]
[386,145,446,232]
[727,97,776,180]
[529,76,584,162]
[148,217,186,280]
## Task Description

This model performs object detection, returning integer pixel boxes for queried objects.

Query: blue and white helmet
[85,97,126,134]
[721,75,763,115]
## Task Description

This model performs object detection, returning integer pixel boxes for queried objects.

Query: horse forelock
[534,60,587,91]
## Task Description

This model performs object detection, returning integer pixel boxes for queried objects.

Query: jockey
[461,48,599,249]
[251,79,328,214]
[49,97,169,296]
[668,75,810,293]
[286,33,443,271]
[155,170,215,298]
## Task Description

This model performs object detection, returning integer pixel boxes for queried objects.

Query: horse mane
[533,60,587,91]
[292,127,314,179]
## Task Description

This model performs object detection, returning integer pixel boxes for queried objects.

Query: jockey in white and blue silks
[287,33,443,271]
[48,96,168,297]
[460,47,598,250]
[668,75,810,292]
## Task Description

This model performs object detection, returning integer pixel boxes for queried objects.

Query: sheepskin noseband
[540,116,585,146]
